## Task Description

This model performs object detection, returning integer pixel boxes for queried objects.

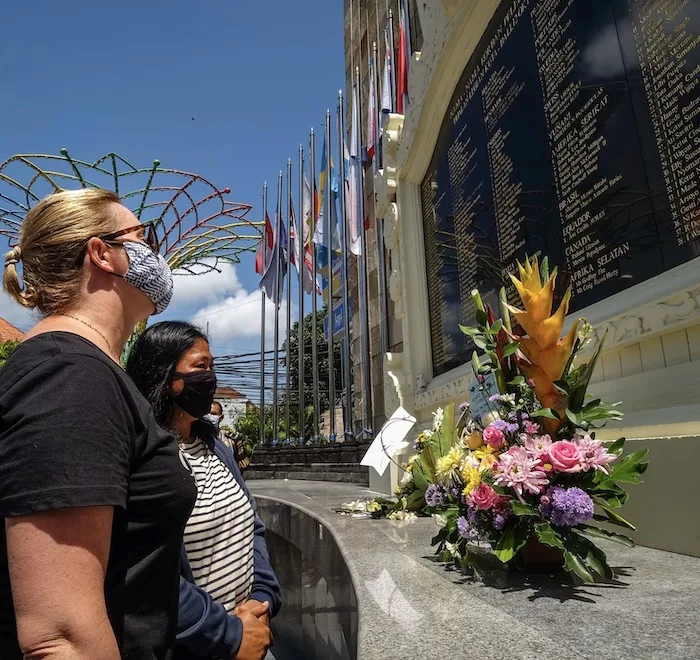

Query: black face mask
[173,371,217,419]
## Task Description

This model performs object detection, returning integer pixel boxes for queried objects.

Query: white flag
[346,81,363,257]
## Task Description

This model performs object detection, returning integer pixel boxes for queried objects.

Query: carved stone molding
[414,374,472,410]
[593,284,700,350]
[441,0,462,18]
[384,352,413,414]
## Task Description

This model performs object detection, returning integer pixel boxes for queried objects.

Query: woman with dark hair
[126,321,281,660]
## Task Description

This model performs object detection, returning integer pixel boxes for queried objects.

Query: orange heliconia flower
[507,258,578,435]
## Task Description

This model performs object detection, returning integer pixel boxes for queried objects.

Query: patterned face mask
[119,241,174,314]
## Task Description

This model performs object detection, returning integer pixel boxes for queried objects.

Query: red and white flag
[255,213,274,275]
[290,196,315,295]
[397,0,411,114]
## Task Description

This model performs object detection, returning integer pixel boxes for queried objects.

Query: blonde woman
[0,189,196,659]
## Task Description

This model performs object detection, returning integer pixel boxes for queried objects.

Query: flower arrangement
[430,257,648,583]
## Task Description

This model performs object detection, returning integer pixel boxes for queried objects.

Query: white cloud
[171,261,241,307]
[191,289,293,350]
[0,289,35,332]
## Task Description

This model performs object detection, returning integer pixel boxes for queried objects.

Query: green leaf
[478,364,493,375]
[541,256,550,283]
[530,408,559,420]
[607,437,626,456]
[459,324,478,337]
[570,532,614,580]
[565,409,581,426]
[490,319,503,334]
[474,337,488,350]
[553,379,570,395]
[476,309,488,327]
[439,403,455,455]
[534,522,566,550]
[471,351,481,377]
[412,463,430,493]
[493,521,529,563]
[502,342,520,358]
[578,524,634,547]
[569,331,607,413]
[564,550,595,583]
[594,503,637,530]
[404,489,427,511]
[511,501,538,517]
[595,449,649,489]
[508,375,526,387]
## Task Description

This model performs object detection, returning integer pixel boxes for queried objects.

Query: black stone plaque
[421,0,700,377]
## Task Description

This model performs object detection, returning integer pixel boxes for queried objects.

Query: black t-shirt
[0,332,197,659]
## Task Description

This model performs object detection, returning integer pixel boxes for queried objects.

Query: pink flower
[522,434,553,460]
[548,440,584,473]
[493,447,549,501]
[483,425,505,450]
[524,420,540,435]
[574,434,616,474]
[469,483,500,510]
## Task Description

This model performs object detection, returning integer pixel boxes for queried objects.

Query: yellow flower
[461,465,481,496]
[436,446,463,484]
[508,256,580,435]
[478,453,498,473]
[367,500,382,513]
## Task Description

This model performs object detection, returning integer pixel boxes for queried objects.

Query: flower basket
[424,257,649,584]
[517,537,565,573]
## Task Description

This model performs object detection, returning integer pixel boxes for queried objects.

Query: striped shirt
[180,437,255,612]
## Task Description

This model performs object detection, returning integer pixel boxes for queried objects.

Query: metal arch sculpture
[0,150,262,274]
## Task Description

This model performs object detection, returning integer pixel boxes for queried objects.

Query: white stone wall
[218,398,248,428]
[372,0,700,555]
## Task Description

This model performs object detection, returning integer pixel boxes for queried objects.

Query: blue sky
[0,0,344,360]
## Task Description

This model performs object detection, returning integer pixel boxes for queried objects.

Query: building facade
[215,386,255,428]
[347,0,700,556]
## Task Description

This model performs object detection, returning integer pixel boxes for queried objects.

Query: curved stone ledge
[251,480,700,660]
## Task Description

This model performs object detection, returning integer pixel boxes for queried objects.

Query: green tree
[280,305,343,439]
[0,340,20,368]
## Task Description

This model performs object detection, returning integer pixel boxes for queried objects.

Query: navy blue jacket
[176,433,282,659]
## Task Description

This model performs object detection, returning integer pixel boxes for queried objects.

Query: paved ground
[249,479,700,660]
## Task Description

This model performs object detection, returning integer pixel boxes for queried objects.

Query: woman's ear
[171,375,185,396]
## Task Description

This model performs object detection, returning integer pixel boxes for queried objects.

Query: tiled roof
[0,317,23,343]
[215,386,247,400]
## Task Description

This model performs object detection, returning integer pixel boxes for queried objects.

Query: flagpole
[272,171,283,444]
[324,110,337,442]
[297,144,305,445]
[285,159,293,444]
[310,128,320,443]
[259,182,268,446]
[356,65,374,438]
[373,39,389,359]
[337,91,354,440]
[388,9,397,112]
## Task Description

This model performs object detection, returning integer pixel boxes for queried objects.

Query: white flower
[399,470,414,489]
[445,541,462,559]
[432,407,444,431]
[387,511,417,523]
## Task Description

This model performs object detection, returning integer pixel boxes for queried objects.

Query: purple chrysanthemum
[488,394,501,403]
[540,486,594,527]
[459,401,469,412]
[508,412,518,422]
[457,516,477,540]
[491,419,508,431]
[425,484,448,508]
